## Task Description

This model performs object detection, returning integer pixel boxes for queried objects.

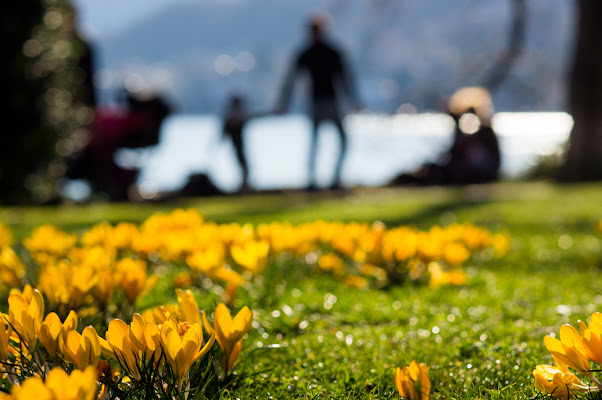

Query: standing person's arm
[337,51,361,111]
[276,53,303,114]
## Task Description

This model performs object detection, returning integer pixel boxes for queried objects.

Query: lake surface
[115,112,572,195]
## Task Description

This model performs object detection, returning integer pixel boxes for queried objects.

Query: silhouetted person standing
[277,14,360,190]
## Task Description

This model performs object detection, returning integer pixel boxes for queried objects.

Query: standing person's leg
[307,118,320,190]
[331,118,347,189]
[232,134,249,191]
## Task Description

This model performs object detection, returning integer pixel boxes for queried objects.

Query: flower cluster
[0,284,252,399]
[20,222,157,316]
[2,210,509,312]
[0,213,508,399]
[533,312,602,398]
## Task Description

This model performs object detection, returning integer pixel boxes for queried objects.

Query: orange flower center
[177,321,191,337]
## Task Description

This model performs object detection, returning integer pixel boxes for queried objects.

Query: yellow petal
[106,320,129,352]
[38,313,62,355]
[129,314,145,351]
[578,320,588,337]
[82,326,101,367]
[228,340,242,371]
[544,334,590,374]
[99,336,113,358]
[12,375,53,400]
[30,288,45,321]
[408,360,421,382]
[63,310,78,332]
[232,307,253,337]
[142,322,161,352]
[201,311,214,336]
[214,304,233,338]
[193,331,215,364]
[63,330,83,369]
[213,304,233,355]
[394,367,404,397]
[591,312,602,325]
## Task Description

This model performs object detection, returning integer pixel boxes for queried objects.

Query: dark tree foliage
[0,0,93,204]
[562,0,602,181]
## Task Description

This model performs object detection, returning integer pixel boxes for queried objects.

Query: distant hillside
[94,0,574,113]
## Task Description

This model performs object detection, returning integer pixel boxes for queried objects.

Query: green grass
[3,181,602,399]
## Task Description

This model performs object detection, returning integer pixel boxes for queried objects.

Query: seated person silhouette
[393,86,501,185]
[66,90,171,200]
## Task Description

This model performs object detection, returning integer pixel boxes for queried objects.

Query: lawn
[1,181,602,399]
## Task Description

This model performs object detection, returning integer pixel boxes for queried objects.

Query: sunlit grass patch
[0,182,602,398]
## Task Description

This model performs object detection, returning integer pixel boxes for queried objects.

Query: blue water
[112,112,572,195]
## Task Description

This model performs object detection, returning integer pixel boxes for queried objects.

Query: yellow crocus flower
[492,232,511,257]
[442,243,470,266]
[37,263,73,313]
[343,275,369,290]
[214,267,245,288]
[99,314,164,381]
[544,324,592,376]
[172,271,193,289]
[8,285,44,347]
[100,319,140,379]
[186,245,225,274]
[141,305,176,325]
[160,320,215,388]
[207,303,253,375]
[0,223,12,248]
[9,375,50,400]
[317,253,345,277]
[381,227,417,262]
[11,366,98,400]
[578,312,602,366]
[0,246,25,288]
[45,365,98,400]
[416,230,443,262]
[60,326,101,370]
[395,360,430,400]
[80,222,111,248]
[175,289,200,324]
[533,364,590,399]
[37,259,98,314]
[111,222,138,250]
[37,310,77,356]
[116,259,157,304]
[129,314,162,365]
[23,225,77,263]
[230,240,270,274]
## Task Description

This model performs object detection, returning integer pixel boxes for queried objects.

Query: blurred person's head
[307,12,331,42]
[446,86,494,125]
[228,94,244,110]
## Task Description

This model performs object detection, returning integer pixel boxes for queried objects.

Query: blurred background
[3,0,601,204]
[76,0,571,112]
